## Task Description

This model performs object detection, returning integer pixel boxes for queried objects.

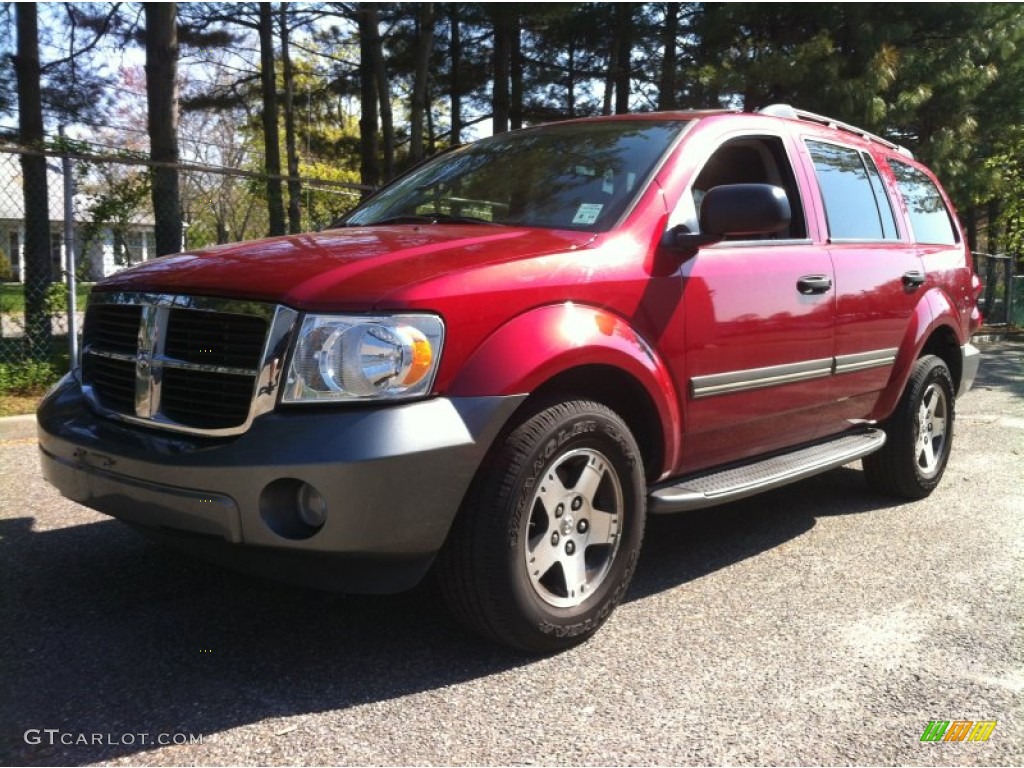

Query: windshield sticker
[573,203,604,225]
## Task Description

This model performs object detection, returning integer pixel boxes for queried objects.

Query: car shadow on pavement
[1,465,894,766]
[629,464,892,600]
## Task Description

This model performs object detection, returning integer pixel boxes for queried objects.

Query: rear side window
[807,140,900,241]
[889,160,958,245]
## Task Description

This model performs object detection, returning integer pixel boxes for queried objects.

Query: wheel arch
[872,288,965,421]
[446,303,682,479]
[517,365,666,483]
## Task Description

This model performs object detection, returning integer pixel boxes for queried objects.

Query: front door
[668,134,836,473]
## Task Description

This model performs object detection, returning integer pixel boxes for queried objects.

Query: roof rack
[758,103,914,160]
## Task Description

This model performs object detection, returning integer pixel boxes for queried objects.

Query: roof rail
[758,103,914,160]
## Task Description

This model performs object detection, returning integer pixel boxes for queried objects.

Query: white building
[0,153,157,283]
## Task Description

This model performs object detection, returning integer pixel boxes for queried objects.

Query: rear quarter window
[889,160,959,245]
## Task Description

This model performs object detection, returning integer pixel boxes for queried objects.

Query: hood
[98,225,595,309]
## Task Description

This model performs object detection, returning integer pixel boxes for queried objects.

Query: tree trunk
[144,3,183,257]
[14,3,51,357]
[566,41,576,118]
[279,3,301,234]
[658,3,679,110]
[614,3,633,115]
[510,13,523,130]
[364,5,393,181]
[409,3,435,163]
[492,8,511,134]
[965,206,978,254]
[448,3,462,144]
[602,47,615,116]
[258,2,285,236]
[357,6,380,192]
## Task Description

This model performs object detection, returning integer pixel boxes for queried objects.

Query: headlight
[283,313,444,403]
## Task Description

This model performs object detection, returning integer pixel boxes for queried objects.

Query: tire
[437,399,647,653]
[864,355,955,499]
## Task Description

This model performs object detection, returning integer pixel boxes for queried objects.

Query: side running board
[648,429,886,514]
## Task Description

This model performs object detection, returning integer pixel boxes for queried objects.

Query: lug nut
[571,496,583,511]
[577,519,589,534]
[555,503,565,518]
[551,532,560,546]
[565,540,576,555]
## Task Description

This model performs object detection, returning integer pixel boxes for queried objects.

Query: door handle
[902,270,926,289]
[797,275,832,295]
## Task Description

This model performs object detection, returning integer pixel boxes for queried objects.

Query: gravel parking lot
[2,341,1021,766]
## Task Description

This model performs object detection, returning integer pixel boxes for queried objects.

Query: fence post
[60,127,78,368]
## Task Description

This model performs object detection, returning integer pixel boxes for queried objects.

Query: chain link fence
[973,252,1018,327]
[0,144,369,398]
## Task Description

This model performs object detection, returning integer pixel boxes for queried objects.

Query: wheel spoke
[923,388,938,419]
[919,437,937,471]
[536,473,571,519]
[561,549,588,599]
[586,508,619,545]
[572,457,606,506]
[527,541,561,582]
[930,414,946,439]
[918,402,931,431]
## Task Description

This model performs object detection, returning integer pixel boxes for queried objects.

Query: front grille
[165,310,267,368]
[82,355,136,413]
[80,295,277,434]
[161,368,258,429]
[83,304,143,354]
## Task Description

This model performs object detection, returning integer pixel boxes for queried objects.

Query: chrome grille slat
[79,293,298,437]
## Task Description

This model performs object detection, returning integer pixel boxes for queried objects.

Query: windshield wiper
[348,213,505,227]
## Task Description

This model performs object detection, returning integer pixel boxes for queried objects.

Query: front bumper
[37,375,523,592]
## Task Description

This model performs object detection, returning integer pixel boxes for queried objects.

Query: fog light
[296,482,327,528]
[259,478,328,540]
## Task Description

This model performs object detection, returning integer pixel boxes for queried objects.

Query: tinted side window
[889,160,958,245]
[807,141,897,241]
[863,155,900,239]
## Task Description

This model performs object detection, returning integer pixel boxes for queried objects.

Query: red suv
[38,105,981,652]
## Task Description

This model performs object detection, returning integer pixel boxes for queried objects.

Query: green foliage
[0,359,59,395]
[79,165,152,268]
[987,127,1024,256]
[299,161,362,230]
[43,282,67,315]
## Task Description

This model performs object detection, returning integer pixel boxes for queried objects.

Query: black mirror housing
[700,183,791,237]
[653,184,792,276]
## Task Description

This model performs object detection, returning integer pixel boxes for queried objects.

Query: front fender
[872,287,963,421]
[446,302,682,472]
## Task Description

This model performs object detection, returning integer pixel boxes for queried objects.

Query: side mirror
[653,184,792,275]
[700,183,791,237]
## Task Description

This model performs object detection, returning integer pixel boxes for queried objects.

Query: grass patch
[0,393,41,417]
[0,282,93,313]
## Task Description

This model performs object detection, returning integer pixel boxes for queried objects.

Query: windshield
[343,120,686,232]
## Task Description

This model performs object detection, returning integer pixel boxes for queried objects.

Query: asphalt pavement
[2,341,1021,766]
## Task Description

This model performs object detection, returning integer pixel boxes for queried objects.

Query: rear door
[802,140,925,430]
